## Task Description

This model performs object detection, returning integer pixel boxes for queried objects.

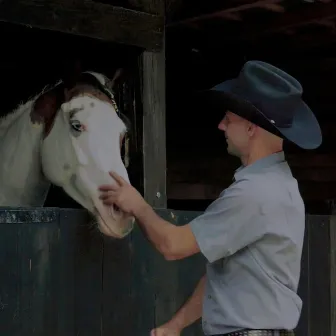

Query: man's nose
[218,121,226,131]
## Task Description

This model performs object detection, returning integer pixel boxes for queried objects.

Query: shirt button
[208,294,212,299]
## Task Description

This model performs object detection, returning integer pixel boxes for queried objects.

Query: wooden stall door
[0,208,333,335]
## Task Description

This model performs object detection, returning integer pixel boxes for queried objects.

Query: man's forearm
[168,274,206,331]
[135,203,176,258]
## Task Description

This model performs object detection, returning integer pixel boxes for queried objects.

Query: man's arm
[152,274,206,334]
[169,274,206,329]
[135,204,200,260]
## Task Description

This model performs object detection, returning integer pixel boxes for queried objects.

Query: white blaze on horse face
[68,96,134,238]
[42,94,134,238]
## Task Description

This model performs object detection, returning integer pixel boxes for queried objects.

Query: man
[98,61,322,336]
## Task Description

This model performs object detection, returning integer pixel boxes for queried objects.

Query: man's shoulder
[208,178,262,214]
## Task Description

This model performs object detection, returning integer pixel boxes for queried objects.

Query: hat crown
[226,61,303,127]
[209,60,322,149]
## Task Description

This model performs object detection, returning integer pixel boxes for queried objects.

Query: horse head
[31,70,134,239]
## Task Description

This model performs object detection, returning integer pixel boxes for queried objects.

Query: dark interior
[1,0,336,214]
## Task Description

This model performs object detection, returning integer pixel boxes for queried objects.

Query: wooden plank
[169,210,205,336]
[168,166,336,183]
[330,215,336,336]
[128,225,157,335]
[101,234,133,336]
[73,212,104,336]
[308,215,331,336]
[167,181,336,202]
[0,210,22,336]
[0,0,163,51]
[167,0,283,27]
[295,218,310,336]
[59,209,103,336]
[151,209,205,335]
[141,49,167,208]
[58,209,89,336]
[0,207,59,336]
[130,0,165,15]
[150,210,181,333]
[165,0,185,22]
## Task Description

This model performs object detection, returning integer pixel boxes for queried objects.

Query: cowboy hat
[202,60,322,149]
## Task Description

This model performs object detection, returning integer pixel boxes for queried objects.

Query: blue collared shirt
[190,152,305,335]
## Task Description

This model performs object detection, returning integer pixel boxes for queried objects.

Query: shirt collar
[234,151,286,181]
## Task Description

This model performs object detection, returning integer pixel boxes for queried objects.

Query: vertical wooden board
[0,212,21,336]
[128,225,157,335]
[152,209,206,335]
[101,234,133,336]
[141,49,167,208]
[295,217,310,336]
[0,208,59,336]
[308,215,331,336]
[59,209,104,336]
[58,209,83,336]
[131,0,165,15]
[174,210,206,336]
[150,209,180,329]
[330,215,336,336]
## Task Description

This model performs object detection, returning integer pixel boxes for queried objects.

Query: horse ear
[107,68,123,90]
[32,84,64,122]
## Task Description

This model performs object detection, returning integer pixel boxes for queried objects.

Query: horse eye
[70,120,82,132]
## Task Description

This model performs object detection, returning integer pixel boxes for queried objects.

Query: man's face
[218,111,251,158]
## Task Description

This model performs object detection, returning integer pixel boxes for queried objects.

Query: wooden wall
[0,207,335,336]
[165,49,336,214]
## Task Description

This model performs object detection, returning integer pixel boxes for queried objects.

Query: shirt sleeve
[189,180,268,263]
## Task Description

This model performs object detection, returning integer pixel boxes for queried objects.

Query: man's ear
[246,122,257,136]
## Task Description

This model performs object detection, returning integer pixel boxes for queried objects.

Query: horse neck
[0,98,51,207]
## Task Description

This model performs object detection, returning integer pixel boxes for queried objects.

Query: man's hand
[98,171,148,216]
[99,172,200,261]
[150,322,181,336]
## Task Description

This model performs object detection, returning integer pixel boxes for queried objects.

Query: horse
[0,70,135,239]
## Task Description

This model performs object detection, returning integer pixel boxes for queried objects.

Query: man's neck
[241,148,283,166]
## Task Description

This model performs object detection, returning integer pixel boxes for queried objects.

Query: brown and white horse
[0,71,134,239]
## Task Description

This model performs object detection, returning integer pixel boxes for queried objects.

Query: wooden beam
[240,1,336,41]
[166,152,336,201]
[167,183,223,200]
[141,49,167,208]
[167,181,336,201]
[167,0,283,27]
[165,0,185,23]
[130,0,165,15]
[0,0,163,51]
[330,215,336,336]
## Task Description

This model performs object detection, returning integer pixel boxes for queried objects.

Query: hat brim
[200,79,322,150]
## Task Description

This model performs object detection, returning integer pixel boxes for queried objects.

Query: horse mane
[0,79,63,207]
[0,80,62,134]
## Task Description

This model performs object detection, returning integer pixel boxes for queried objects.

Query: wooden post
[0,0,163,51]
[141,49,167,208]
[330,215,336,335]
[140,0,166,208]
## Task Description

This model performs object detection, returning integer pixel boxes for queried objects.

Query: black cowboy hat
[202,60,322,149]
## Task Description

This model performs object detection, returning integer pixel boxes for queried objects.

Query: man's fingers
[150,329,157,336]
[99,184,118,191]
[109,171,127,186]
[99,192,112,200]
